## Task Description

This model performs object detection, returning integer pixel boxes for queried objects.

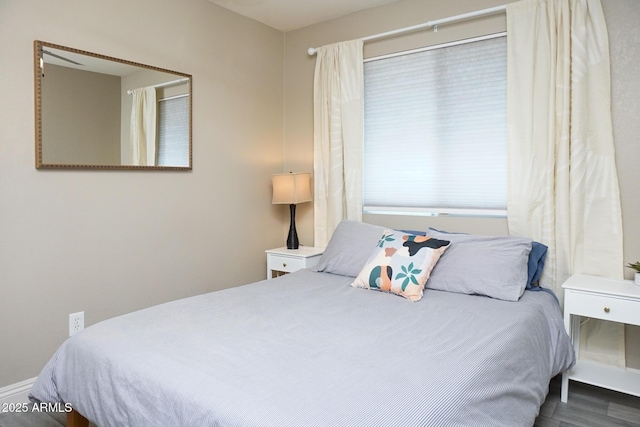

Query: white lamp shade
[272,173,312,204]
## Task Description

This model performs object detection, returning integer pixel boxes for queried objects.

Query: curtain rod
[307,4,506,56]
[126,78,189,95]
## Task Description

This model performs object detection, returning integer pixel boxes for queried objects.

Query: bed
[30,221,575,427]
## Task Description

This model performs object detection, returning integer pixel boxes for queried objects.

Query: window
[363,34,507,216]
[157,95,189,167]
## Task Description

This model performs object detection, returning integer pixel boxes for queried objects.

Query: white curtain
[507,0,625,367]
[313,40,364,247]
[130,87,157,166]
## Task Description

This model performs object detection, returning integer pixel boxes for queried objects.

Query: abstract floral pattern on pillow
[352,230,450,301]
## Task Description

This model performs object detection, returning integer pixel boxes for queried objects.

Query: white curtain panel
[507,0,625,367]
[130,87,157,166]
[313,40,364,247]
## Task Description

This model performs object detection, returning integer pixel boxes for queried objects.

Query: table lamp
[272,172,312,249]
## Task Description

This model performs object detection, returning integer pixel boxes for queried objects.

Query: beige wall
[283,0,640,366]
[42,64,121,165]
[602,0,640,370]
[0,0,284,387]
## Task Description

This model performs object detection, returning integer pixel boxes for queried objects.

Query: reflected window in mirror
[34,40,192,170]
[157,92,189,167]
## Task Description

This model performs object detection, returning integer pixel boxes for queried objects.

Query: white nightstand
[561,274,640,403]
[265,246,324,279]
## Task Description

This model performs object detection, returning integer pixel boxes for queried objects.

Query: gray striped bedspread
[30,269,574,426]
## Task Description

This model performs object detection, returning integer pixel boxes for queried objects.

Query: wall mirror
[34,40,192,170]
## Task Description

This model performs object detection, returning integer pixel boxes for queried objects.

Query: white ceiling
[209,0,399,32]
[43,47,140,76]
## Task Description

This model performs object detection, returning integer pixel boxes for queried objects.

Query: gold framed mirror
[34,40,192,170]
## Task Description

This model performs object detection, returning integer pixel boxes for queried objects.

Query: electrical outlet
[69,311,84,337]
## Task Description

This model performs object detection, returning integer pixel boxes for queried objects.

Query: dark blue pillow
[395,229,427,236]
[427,228,547,289]
[527,242,548,288]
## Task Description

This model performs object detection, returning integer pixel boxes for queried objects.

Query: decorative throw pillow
[352,230,450,301]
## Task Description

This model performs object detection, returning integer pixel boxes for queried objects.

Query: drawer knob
[282,262,287,267]
[604,306,610,313]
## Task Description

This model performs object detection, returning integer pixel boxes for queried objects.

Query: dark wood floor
[1,377,638,427]
[535,376,640,427]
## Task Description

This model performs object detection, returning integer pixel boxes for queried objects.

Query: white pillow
[425,229,532,301]
[312,220,388,277]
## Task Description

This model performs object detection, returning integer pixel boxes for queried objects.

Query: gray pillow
[313,220,388,277]
[425,229,532,301]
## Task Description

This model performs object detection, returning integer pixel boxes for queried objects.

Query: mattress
[30,269,574,426]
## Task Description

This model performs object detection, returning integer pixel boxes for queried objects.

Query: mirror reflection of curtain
[130,87,157,166]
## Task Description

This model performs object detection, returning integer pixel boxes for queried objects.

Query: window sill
[363,206,507,218]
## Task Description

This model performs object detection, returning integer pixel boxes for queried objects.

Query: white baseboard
[0,377,36,405]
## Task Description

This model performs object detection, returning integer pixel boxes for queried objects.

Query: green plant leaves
[627,262,640,272]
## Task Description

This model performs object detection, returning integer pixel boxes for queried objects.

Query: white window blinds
[363,34,507,216]
[157,95,189,167]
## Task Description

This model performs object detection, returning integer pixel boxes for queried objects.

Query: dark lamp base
[287,204,299,249]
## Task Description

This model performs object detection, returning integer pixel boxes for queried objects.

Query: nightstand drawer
[267,255,306,273]
[265,246,324,279]
[566,290,638,325]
